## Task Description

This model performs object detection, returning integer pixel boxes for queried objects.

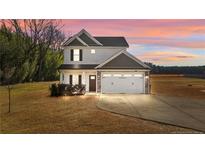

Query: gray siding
[64,47,125,64]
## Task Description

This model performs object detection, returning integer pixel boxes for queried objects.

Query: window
[103,74,112,77]
[73,49,80,61]
[134,74,143,77]
[69,75,73,85]
[113,74,122,77]
[71,49,82,61]
[78,75,82,85]
[123,74,132,77]
[90,76,95,80]
[91,49,95,54]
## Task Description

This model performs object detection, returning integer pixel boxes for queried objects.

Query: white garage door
[101,73,144,94]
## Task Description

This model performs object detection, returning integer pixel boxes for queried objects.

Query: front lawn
[0,81,194,133]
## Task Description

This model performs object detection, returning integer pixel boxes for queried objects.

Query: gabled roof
[63,29,129,47]
[94,37,129,47]
[96,51,150,69]
[79,33,101,46]
[68,37,87,46]
[63,29,102,46]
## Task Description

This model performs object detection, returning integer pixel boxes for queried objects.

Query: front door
[89,75,96,92]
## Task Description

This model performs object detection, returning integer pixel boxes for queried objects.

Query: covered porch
[60,70,98,92]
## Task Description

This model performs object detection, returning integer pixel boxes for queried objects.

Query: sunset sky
[61,19,205,66]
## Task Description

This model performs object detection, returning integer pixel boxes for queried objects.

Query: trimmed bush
[49,84,86,96]
[71,84,86,95]
[50,83,59,96]
[58,84,73,96]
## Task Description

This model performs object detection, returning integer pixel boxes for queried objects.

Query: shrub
[49,84,86,96]
[58,84,73,96]
[71,84,86,95]
[50,83,86,96]
[49,83,59,96]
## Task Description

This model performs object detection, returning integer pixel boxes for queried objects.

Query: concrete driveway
[97,94,205,132]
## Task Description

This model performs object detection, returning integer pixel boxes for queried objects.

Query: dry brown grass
[151,75,205,99]
[0,77,201,134]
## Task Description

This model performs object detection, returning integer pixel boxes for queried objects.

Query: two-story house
[59,29,150,94]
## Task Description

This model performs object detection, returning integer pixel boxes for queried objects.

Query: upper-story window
[70,49,83,61]
[91,49,95,54]
[74,49,80,61]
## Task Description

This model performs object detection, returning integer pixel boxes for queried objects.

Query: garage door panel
[101,74,144,94]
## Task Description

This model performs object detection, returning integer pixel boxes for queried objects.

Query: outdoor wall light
[145,76,149,79]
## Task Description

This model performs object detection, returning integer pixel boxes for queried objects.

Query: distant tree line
[145,62,205,75]
[0,19,65,85]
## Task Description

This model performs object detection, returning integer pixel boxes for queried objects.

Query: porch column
[145,71,150,94]
[82,72,86,85]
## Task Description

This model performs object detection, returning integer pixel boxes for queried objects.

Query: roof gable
[79,33,100,46]
[63,29,102,46]
[96,51,150,69]
[63,29,129,47]
[68,38,86,46]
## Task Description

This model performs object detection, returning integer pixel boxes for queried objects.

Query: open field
[1,75,204,133]
[151,75,205,99]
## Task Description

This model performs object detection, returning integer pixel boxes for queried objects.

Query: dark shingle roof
[58,64,98,69]
[94,37,129,47]
[79,33,101,46]
[99,53,147,69]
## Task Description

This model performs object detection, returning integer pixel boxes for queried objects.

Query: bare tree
[2,19,65,81]
[4,67,15,113]
[33,20,65,80]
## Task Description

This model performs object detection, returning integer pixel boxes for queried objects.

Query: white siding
[59,70,96,92]
[61,72,81,85]
[63,72,70,84]
[64,46,126,64]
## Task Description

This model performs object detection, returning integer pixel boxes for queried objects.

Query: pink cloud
[61,19,205,38]
[1,19,205,49]
[138,51,199,62]
[60,19,205,49]
[128,37,205,48]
